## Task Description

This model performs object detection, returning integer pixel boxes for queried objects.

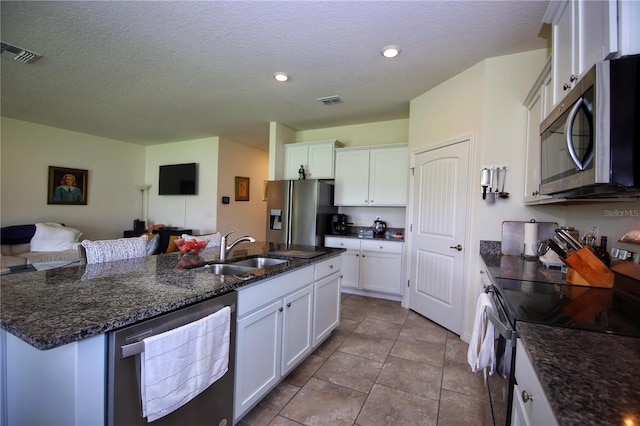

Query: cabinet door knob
[329,264,334,269]
[521,390,533,403]
[449,244,463,251]
[569,74,578,82]
[279,307,283,312]
[563,83,571,91]
[286,302,292,308]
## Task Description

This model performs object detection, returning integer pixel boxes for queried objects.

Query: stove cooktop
[495,278,640,338]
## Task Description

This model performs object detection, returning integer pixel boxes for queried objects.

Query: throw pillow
[30,223,83,252]
[1,224,36,245]
[81,236,148,264]
[181,233,222,249]
[146,234,160,256]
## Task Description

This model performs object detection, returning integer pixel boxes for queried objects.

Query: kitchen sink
[231,257,289,268]
[193,263,257,276]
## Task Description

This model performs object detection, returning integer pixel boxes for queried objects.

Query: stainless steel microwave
[539,54,640,198]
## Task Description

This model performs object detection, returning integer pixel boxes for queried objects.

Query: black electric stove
[495,276,640,338]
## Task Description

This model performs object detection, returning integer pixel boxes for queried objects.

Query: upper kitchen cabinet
[544,0,639,107]
[334,144,408,206]
[523,57,561,205]
[283,139,344,180]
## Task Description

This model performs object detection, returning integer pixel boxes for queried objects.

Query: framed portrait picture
[48,166,88,205]
[235,176,250,201]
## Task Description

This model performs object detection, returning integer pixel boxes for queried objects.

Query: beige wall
[408,49,640,341]
[1,117,145,240]
[295,119,409,147]
[145,137,220,234]
[217,138,269,240]
[408,49,555,340]
[268,122,296,181]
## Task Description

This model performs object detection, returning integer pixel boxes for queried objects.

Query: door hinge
[410,167,415,176]
[409,224,413,232]
[407,279,410,288]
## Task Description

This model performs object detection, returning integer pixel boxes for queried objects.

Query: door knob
[450,244,463,251]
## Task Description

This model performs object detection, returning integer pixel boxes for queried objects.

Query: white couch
[0,223,82,269]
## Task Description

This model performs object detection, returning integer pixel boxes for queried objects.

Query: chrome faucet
[220,231,256,261]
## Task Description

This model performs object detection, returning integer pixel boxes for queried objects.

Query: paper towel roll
[523,222,539,257]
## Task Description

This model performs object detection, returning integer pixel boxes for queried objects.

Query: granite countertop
[479,241,640,425]
[0,242,344,351]
[518,322,640,426]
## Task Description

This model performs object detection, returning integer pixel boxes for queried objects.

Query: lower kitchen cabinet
[235,299,282,421]
[234,259,341,423]
[281,285,314,375]
[511,339,558,426]
[312,257,341,346]
[360,240,403,294]
[325,236,403,299]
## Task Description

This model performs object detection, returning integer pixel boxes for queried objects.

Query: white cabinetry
[360,239,404,294]
[312,257,342,346]
[511,339,558,426]
[324,236,403,299]
[544,0,640,106]
[281,285,314,375]
[235,266,314,421]
[523,58,559,205]
[2,331,106,426]
[334,144,408,206]
[234,259,342,423]
[284,139,343,180]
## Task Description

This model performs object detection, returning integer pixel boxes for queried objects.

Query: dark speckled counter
[518,322,640,426]
[479,241,640,426]
[0,242,344,350]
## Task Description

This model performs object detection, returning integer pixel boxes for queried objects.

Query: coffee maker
[331,214,351,235]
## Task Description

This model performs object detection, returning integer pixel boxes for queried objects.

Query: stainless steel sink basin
[231,257,289,268]
[194,263,257,276]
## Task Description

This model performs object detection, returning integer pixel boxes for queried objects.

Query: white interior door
[408,140,470,335]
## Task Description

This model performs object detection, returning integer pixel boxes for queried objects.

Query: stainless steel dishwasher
[107,291,236,426]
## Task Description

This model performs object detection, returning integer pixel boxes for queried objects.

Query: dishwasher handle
[120,302,236,359]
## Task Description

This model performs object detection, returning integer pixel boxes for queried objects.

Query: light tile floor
[238,293,490,426]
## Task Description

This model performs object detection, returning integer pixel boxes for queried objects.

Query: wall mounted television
[158,163,198,195]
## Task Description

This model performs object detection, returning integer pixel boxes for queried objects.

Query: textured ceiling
[1,1,549,150]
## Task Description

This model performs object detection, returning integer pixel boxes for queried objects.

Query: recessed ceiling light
[381,45,401,59]
[274,72,289,82]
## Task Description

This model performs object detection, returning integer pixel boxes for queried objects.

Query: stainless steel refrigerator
[266,180,338,246]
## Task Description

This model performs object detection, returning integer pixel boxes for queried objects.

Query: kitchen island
[480,243,640,425]
[0,242,344,425]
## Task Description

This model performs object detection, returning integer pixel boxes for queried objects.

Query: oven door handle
[486,306,517,341]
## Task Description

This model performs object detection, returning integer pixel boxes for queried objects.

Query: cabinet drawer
[237,266,314,317]
[361,239,403,254]
[314,256,342,281]
[324,237,360,250]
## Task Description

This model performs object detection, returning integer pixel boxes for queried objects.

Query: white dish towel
[466,293,497,375]
[141,306,231,422]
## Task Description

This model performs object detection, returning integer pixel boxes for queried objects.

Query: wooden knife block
[564,247,614,288]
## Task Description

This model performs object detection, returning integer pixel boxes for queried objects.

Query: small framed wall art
[235,176,250,201]
[48,166,88,205]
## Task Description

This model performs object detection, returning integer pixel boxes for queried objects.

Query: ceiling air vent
[1,41,41,64]
[317,95,342,105]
